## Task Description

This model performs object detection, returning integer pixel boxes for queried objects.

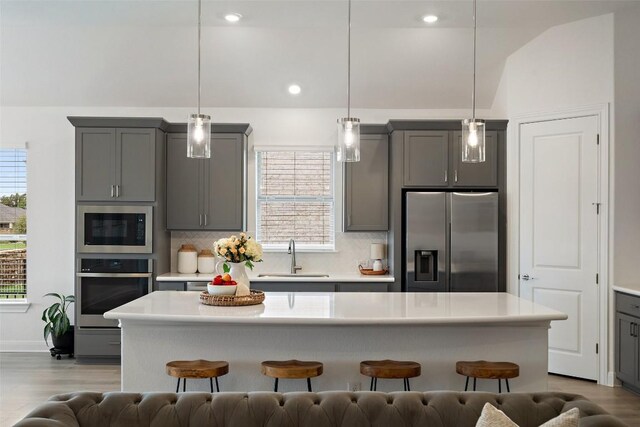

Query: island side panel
[120,321,549,393]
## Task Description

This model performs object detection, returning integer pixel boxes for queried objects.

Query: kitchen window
[0,148,27,300]
[256,149,335,251]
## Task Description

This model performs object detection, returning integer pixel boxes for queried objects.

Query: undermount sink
[257,273,330,278]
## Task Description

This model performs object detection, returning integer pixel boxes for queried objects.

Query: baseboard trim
[0,340,49,352]
[606,371,617,387]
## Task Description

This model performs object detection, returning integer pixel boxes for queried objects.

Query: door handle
[204,214,207,226]
[444,170,448,182]
[110,185,115,198]
[521,274,535,281]
[454,170,458,183]
[115,185,120,198]
[199,214,203,226]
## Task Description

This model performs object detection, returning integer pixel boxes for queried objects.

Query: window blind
[0,148,27,299]
[257,151,335,249]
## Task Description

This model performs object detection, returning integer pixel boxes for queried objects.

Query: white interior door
[519,116,599,380]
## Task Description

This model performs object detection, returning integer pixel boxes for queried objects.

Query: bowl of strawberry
[207,274,238,295]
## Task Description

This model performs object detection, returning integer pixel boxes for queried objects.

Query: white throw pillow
[475,403,580,427]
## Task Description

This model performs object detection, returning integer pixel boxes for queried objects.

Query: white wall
[494,13,614,117]
[0,105,495,351]
[613,6,640,288]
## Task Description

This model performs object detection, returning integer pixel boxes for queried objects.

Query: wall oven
[77,205,152,253]
[76,258,152,327]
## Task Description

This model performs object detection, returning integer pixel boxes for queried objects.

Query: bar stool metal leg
[183,378,186,392]
[473,377,477,391]
[374,377,378,391]
[215,377,220,392]
[274,378,279,392]
[176,378,181,393]
[406,378,411,391]
[307,378,312,392]
[370,377,375,391]
[210,378,214,393]
[464,376,469,391]
[498,379,502,393]
[506,379,510,393]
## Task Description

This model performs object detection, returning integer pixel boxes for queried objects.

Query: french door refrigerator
[404,191,498,292]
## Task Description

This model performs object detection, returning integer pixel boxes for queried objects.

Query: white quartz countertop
[613,284,640,298]
[156,272,394,283]
[104,291,567,325]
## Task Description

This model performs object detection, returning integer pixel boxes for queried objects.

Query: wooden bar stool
[456,360,519,393]
[261,360,323,392]
[166,359,229,393]
[360,360,421,391]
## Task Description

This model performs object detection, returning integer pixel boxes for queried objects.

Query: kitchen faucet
[288,239,302,274]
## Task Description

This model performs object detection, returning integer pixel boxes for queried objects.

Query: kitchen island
[105,291,566,393]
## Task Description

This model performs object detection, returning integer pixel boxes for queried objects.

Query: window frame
[255,148,336,252]
[0,147,28,307]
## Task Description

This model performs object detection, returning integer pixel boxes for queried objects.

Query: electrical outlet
[347,382,361,392]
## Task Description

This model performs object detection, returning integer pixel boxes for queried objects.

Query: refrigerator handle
[447,221,452,287]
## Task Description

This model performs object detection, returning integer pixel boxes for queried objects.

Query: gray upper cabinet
[452,130,498,187]
[403,131,449,187]
[344,134,389,231]
[76,127,156,201]
[166,133,246,231]
[166,134,202,229]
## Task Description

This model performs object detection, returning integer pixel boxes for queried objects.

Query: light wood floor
[1,353,639,426]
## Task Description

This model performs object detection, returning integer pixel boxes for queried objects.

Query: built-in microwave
[77,205,153,253]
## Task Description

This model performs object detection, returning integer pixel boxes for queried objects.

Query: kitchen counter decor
[359,265,389,276]
[199,290,265,307]
[213,233,263,291]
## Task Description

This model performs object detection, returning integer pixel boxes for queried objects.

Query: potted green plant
[42,293,75,359]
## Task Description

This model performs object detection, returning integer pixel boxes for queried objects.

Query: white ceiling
[1,0,637,109]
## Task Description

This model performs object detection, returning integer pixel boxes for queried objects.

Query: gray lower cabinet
[344,134,389,231]
[336,282,389,292]
[615,292,640,392]
[75,329,121,360]
[76,127,156,201]
[155,281,186,291]
[403,131,449,187]
[451,131,498,187]
[166,133,245,231]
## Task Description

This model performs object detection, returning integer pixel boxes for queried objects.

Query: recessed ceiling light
[224,13,242,23]
[423,15,439,24]
[288,84,301,95]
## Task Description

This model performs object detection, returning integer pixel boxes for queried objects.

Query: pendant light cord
[472,0,477,120]
[347,0,352,119]
[197,0,202,115]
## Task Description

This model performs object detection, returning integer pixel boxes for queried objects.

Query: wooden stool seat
[360,360,421,391]
[456,360,519,393]
[261,360,323,392]
[166,359,229,393]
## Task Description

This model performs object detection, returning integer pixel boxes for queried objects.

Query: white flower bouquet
[213,232,263,272]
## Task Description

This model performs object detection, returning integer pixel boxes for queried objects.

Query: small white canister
[177,244,198,274]
[197,249,216,274]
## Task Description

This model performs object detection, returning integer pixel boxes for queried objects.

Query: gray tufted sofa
[14,391,627,427]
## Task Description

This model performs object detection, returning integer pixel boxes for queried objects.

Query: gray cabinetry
[452,131,498,187]
[166,133,246,231]
[615,291,640,392]
[76,127,156,201]
[344,134,389,231]
[403,131,449,187]
[75,329,121,360]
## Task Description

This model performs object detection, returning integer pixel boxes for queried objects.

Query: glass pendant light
[461,0,485,163]
[187,0,211,158]
[337,0,360,163]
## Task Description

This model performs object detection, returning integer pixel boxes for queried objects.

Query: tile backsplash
[170,231,388,275]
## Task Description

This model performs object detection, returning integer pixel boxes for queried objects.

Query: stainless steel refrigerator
[404,191,498,292]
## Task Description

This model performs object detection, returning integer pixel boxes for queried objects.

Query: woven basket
[200,290,265,307]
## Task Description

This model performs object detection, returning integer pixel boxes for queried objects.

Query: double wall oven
[76,205,154,328]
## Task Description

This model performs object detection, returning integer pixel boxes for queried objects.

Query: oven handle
[76,273,153,278]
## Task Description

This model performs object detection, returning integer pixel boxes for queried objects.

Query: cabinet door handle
[444,170,448,183]
[110,185,115,198]
[348,214,352,227]
[115,185,120,198]
[199,214,203,226]
[454,170,458,183]
[631,322,635,337]
[204,214,207,226]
